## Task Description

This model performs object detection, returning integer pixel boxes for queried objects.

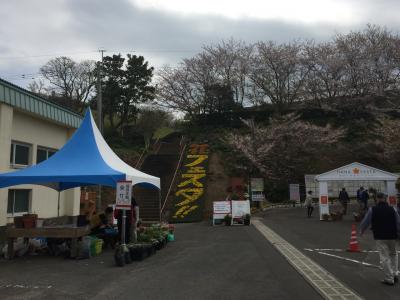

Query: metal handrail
[135,148,147,169]
[160,139,187,215]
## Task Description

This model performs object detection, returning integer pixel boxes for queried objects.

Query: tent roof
[0,109,160,191]
[315,162,398,182]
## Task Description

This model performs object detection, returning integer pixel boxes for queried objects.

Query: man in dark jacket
[338,188,350,215]
[360,192,400,285]
[360,188,369,210]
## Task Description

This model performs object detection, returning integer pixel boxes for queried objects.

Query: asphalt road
[261,201,400,300]
[0,222,321,300]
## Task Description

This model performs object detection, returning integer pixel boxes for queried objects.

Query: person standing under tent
[360,192,400,285]
[114,196,138,244]
[338,187,350,215]
[130,197,139,243]
[305,190,314,218]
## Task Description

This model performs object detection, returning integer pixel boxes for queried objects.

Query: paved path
[253,219,362,300]
[260,203,400,300]
[0,222,321,300]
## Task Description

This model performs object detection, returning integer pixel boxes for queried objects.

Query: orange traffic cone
[347,224,361,252]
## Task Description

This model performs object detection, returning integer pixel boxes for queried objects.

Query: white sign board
[316,163,398,181]
[251,178,264,192]
[251,191,265,202]
[289,184,300,202]
[116,181,132,210]
[231,200,251,219]
[213,201,231,215]
[212,201,231,224]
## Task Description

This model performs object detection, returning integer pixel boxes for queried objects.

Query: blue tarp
[0,109,160,191]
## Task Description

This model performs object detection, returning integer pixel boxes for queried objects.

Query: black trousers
[341,201,347,214]
[117,219,131,244]
[307,206,314,217]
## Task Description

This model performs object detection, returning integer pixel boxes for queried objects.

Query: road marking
[304,248,384,253]
[0,283,52,289]
[252,219,363,300]
[316,251,380,269]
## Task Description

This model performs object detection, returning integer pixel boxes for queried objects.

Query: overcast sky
[1,0,400,88]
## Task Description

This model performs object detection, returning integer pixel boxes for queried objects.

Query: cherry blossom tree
[224,114,345,179]
[376,117,400,166]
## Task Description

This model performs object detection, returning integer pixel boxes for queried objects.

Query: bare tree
[39,56,96,110]
[156,64,205,117]
[203,39,253,107]
[249,41,310,110]
[157,27,400,116]
[361,25,400,95]
[333,25,400,97]
[303,42,346,106]
[27,79,47,96]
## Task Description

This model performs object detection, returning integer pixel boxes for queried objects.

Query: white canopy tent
[315,162,398,220]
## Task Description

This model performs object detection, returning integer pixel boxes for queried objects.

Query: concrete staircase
[133,133,183,222]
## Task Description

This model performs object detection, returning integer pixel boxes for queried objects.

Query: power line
[0,49,199,61]
[0,50,99,60]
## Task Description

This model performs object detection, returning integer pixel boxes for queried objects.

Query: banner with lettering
[170,144,209,223]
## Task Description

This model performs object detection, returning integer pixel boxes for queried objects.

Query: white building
[304,174,387,198]
[0,78,82,229]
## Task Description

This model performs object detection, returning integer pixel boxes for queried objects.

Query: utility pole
[97,48,105,132]
[96,48,106,212]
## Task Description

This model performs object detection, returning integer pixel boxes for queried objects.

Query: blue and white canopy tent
[0,109,160,214]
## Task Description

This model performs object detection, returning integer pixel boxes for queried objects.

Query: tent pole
[97,185,102,213]
[159,190,162,223]
[57,191,61,217]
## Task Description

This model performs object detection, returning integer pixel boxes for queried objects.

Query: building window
[37,147,57,164]
[10,142,31,167]
[7,189,31,215]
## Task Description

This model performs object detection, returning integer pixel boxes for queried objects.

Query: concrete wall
[0,104,13,226]
[0,104,80,226]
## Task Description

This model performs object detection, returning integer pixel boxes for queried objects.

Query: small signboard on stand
[116,181,132,210]
[212,201,231,226]
[251,178,265,202]
[231,200,251,225]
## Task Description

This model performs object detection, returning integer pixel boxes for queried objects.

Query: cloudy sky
[1,0,400,88]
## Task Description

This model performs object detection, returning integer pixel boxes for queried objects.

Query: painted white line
[305,248,400,254]
[317,251,380,269]
[0,283,52,289]
[252,219,363,300]
[315,249,346,252]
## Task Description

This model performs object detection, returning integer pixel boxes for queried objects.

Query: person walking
[357,187,363,208]
[338,187,350,215]
[361,188,369,210]
[360,192,400,285]
[305,190,314,218]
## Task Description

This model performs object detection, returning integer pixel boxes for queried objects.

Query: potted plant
[114,245,126,267]
[128,243,147,261]
[243,214,251,226]
[224,214,232,226]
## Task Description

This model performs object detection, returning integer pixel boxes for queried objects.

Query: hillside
[184,94,400,202]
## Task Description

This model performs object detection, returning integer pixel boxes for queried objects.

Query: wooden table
[6,226,90,259]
